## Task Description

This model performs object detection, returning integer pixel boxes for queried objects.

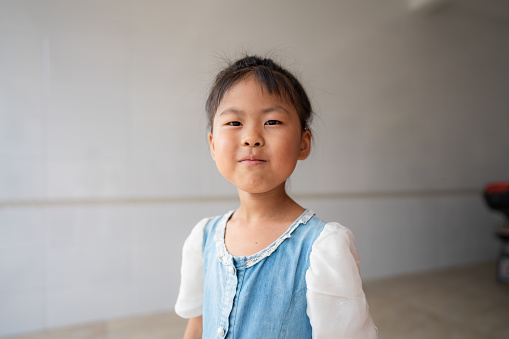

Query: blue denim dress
[202,209,324,339]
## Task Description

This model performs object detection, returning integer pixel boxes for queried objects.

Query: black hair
[205,55,313,133]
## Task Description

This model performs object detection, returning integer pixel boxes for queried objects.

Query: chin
[239,183,286,195]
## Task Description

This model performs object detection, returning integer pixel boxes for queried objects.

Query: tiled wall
[1,0,508,337]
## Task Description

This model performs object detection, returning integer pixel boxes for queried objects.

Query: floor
[363,261,509,339]
[5,261,509,339]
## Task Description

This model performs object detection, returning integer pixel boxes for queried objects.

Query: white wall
[1,0,508,336]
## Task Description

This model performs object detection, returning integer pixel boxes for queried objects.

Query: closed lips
[239,157,267,164]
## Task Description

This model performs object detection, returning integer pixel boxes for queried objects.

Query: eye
[227,121,242,126]
[265,120,281,126]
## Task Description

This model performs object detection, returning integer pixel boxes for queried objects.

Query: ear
[208,132,216,161]
[298,129,311,160]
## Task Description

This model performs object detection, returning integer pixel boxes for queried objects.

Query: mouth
[239,157,267,165]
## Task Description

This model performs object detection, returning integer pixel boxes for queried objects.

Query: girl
[175,56,377,338]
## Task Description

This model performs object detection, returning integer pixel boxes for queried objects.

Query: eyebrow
[218,106,290,117]
[262,106,290,114]
[218,108,242,117]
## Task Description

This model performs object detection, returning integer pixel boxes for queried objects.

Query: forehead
[217,76,294,112]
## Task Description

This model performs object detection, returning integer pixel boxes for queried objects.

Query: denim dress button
[228,266,235,275]
[217,327,225,336]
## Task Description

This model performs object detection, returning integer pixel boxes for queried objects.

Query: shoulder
[312,222,361,264]
[302,216,360,259]
[182,217,209,252]
[189,217,210,237]
[306,221,363,296]
[317,221,355,240]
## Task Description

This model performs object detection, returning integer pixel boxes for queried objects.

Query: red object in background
[485,182,509,193]
[484,182,509,213]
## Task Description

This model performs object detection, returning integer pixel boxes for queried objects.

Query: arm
[175,218,208,324]
[183,316,202,339]
[306,222,377,338]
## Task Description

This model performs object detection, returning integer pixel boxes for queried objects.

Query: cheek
[277,133,303,155]
[212,136,237,167]
[214,137,234,153]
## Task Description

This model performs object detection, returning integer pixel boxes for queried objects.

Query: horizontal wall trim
[0,188,482,208]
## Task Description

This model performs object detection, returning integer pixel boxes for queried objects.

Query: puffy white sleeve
[174,218,208,318]
[306,222,377,339]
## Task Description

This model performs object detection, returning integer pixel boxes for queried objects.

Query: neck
[234,183,304,223]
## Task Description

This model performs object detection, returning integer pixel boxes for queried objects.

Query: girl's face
[208,76,311,195]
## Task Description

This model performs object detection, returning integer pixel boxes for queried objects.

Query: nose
[242,128,264,147]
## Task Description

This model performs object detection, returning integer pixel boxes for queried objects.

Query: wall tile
[0,209,43,250]
[0,250,43,293]
[47,159,132,198]
[0,0,45,159]
[46,206,133,287]
[47,120,129,160]
[435,196,499,268]
[0,115,44,158]
[0,290,44,337]
[133,277,176,315]
[46,206,133,249]
[0,159,45,201]
[47,281,132,329]
[47,245,131,288]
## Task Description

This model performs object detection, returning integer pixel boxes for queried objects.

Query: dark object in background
[483,182,509,284]
[484,182,509,217]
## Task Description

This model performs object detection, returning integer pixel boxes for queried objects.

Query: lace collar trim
[214,209,315,268]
